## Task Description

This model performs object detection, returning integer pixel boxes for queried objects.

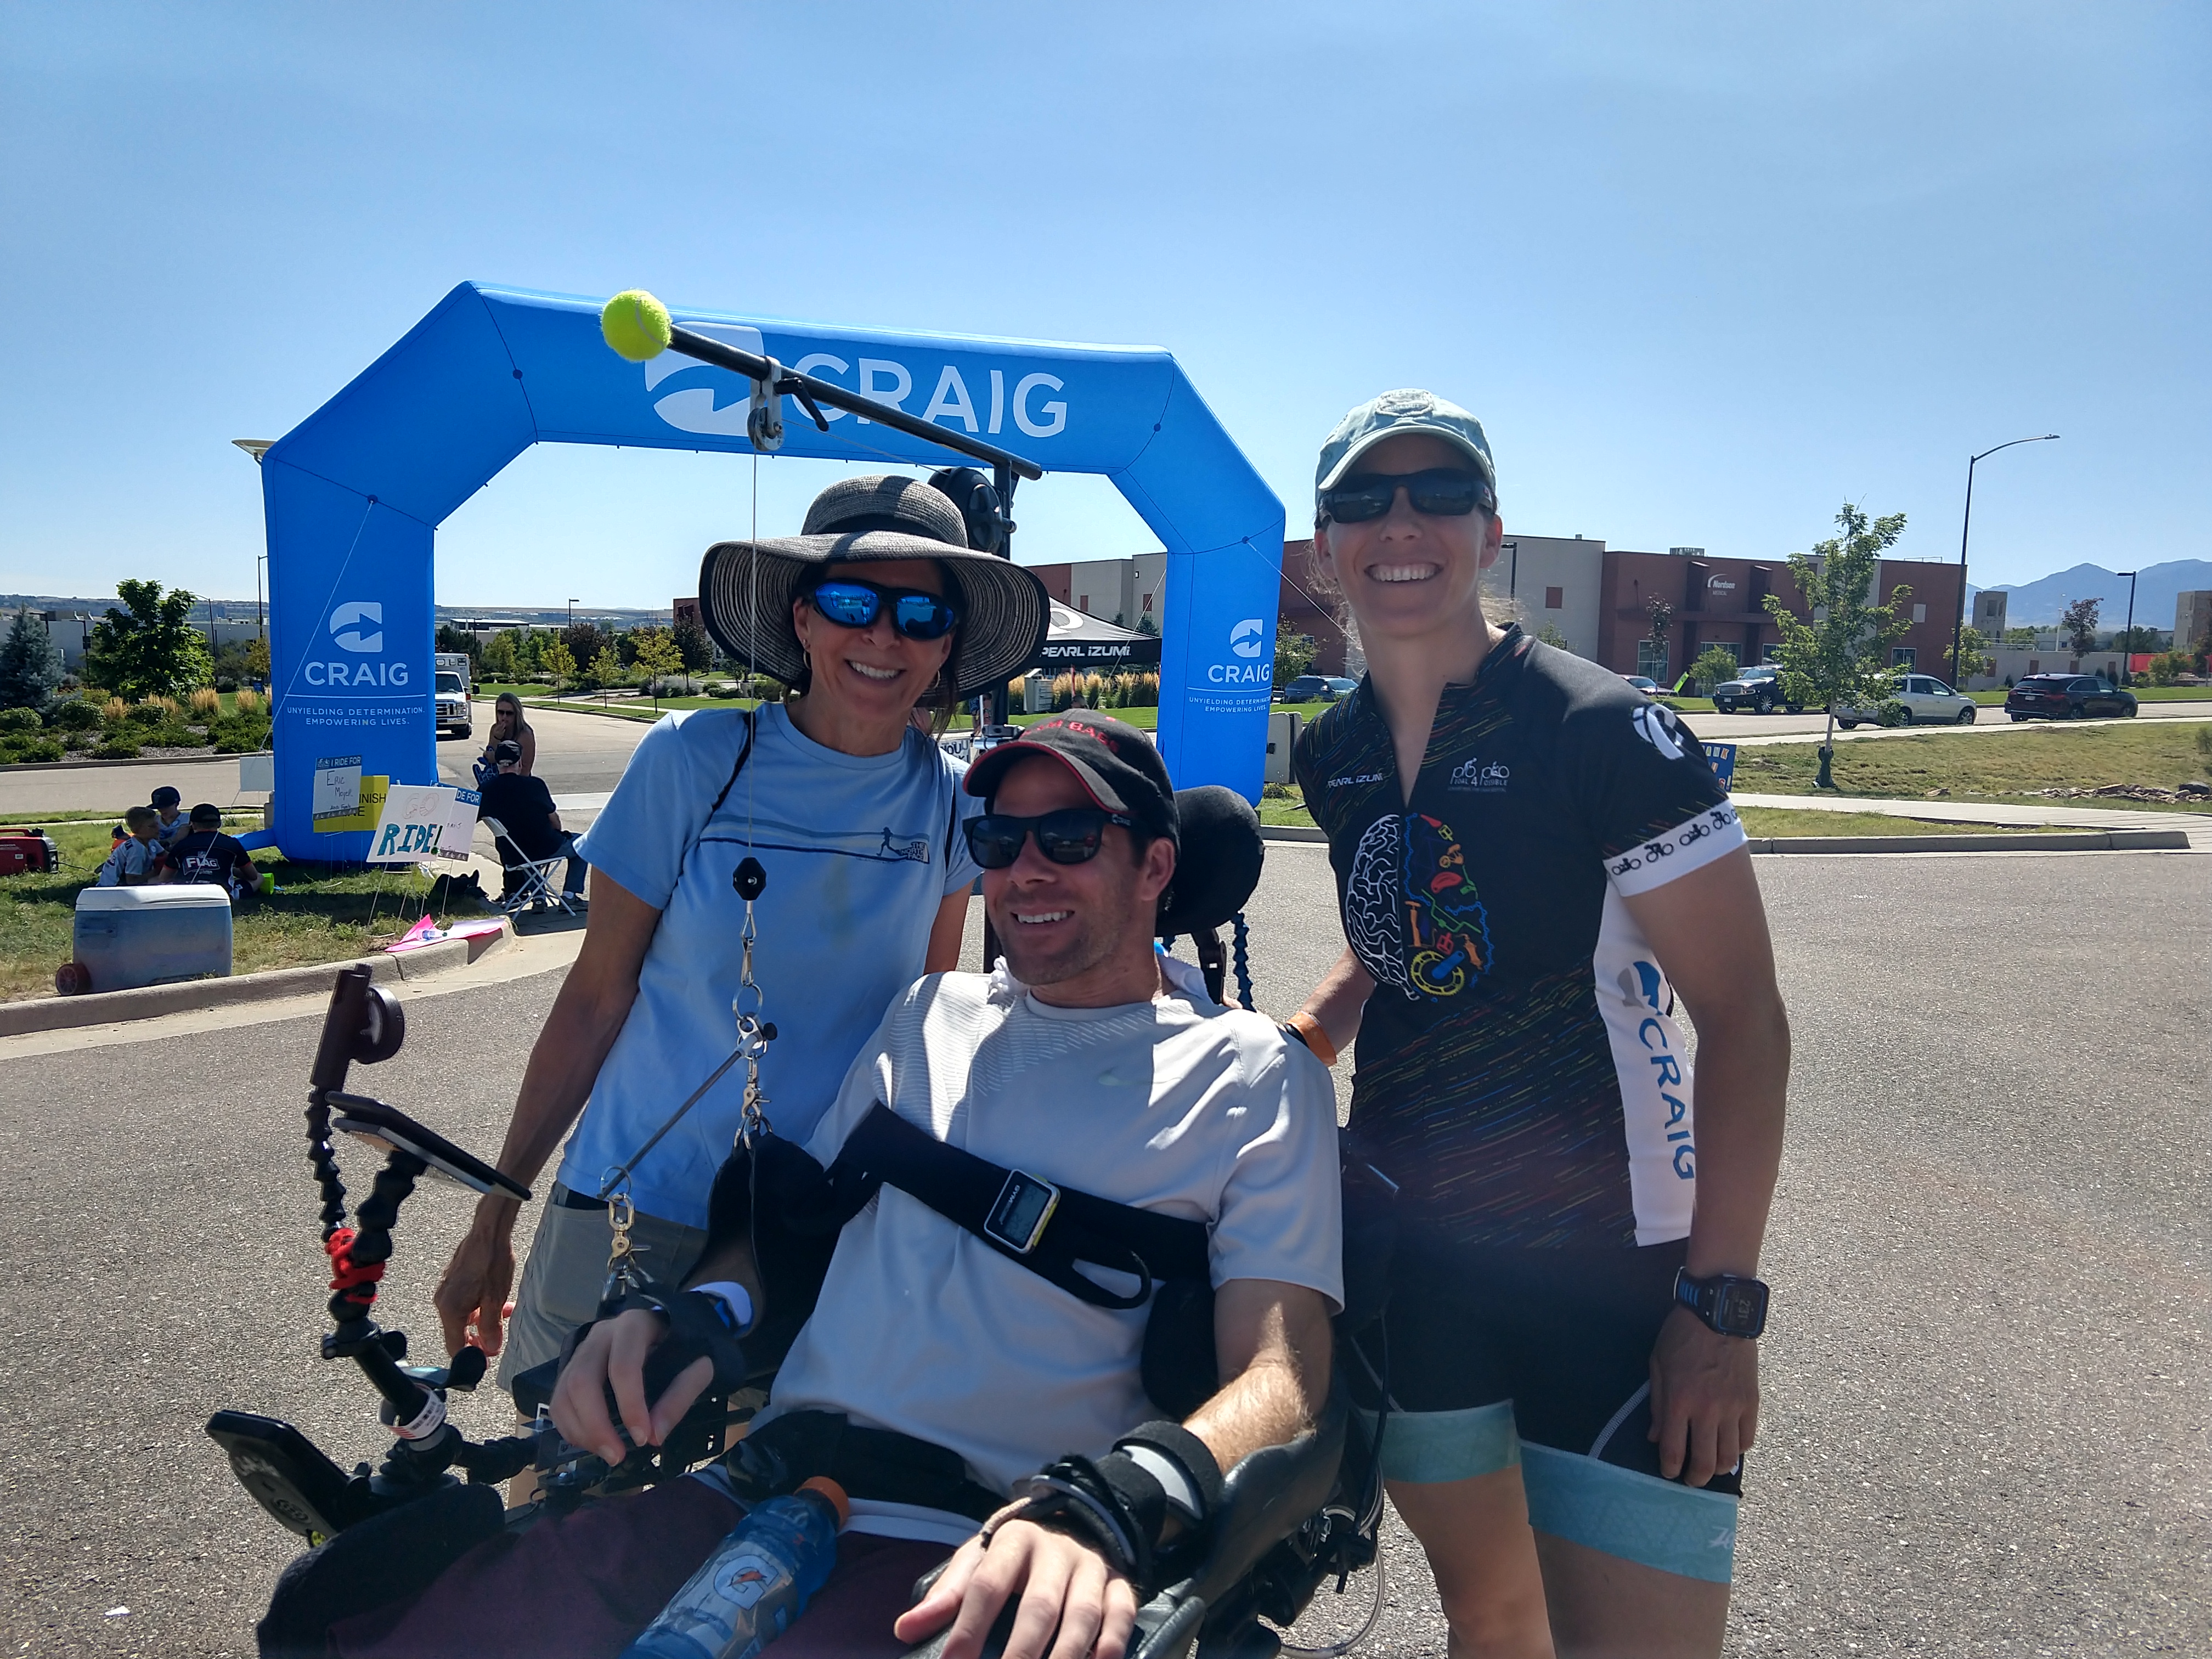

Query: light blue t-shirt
[562,704,983,1227]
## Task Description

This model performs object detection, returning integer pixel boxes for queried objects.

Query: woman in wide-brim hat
[438,475,1051,1412]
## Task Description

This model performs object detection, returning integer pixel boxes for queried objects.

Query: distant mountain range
[1966,560,2212,630]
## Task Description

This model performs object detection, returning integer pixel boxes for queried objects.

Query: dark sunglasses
[965,808,1133,870]
[808,579,960,642]
[1319,468,1496,524]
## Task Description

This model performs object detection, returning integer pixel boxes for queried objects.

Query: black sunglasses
[808,579,960,642]
[965,808,1133,870]
[1319,467,1496,524]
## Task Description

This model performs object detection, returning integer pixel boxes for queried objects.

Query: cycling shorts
[1352,1234,1744,1583]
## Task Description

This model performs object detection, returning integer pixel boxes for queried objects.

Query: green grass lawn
[1731,722,2212,808]
[1732,806,2057,838]
[0,815,491,1003]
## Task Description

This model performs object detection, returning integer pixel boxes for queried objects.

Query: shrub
[0,706,41,734]
[102,697,129,725]
[0,736,64,763]
[188,687,222,718]
[47,696,101,732]
[126,699,170,727]
[215,675,237,693]
[233,687,264,717]
[93,738,142,759]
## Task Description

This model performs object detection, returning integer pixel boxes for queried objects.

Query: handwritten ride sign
[366,784,482,865]
[1703,742,1737,793]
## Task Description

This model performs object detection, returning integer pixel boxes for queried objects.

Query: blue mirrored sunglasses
[808,579,960,642]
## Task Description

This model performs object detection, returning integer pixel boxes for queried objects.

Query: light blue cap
[1315,388,1496,508]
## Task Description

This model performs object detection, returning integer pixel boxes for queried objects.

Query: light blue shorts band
[1357,1401,1521,1485]
[1521,1442,1739,1584]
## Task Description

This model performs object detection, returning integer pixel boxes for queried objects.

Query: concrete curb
[0,749,272,774]
[1742,827,2190,855]
[1259,825,2191,854]
[0,919,512,1037]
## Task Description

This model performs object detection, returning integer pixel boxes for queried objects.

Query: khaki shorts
[495,1184,710,1394]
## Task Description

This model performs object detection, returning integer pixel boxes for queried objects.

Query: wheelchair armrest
[1183,1383,1347,1609]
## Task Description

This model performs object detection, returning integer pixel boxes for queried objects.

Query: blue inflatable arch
[259,283,1286,859]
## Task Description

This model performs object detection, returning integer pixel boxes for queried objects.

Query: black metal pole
[2120,571,2137,685]
[1951,455,1977,696]
[665,325,1043,482]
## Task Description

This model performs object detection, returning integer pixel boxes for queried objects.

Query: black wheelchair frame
[213,794,1391,1658]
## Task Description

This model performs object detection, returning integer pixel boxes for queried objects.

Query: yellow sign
[315,774,390,834]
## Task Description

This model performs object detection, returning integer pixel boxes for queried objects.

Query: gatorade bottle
[620,1476,850,1659]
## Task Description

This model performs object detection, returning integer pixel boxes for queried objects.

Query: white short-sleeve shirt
[758,957,1344,1499]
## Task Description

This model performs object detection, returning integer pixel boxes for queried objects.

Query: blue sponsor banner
[1703,741,1737,792]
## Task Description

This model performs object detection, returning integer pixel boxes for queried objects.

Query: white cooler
[72,885,234,993]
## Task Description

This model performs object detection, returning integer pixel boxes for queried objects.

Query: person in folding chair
[435,475,1054,1438]
[330,715,1344,1659]
[477,741,588,909]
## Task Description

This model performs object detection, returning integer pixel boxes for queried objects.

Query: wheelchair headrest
[1156,786,1263,939]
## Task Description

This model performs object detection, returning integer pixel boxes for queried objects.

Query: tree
[2002,625,2039,646]
[480,630,519,682]
[631,628,685,709]
[0,610,64,712]
[1761,503,1913,787]
[562,621,606,675]
[1946,625,1993,688]
[2111,625,2163,653]
[1133,612,1160,637]
[586,642,625,693]
[541,635,576,695]
[435,624,481,663]
[1275,626,1317,684]
[672,616,714,674]
[1535,620,1571,652]
[2059,597,2101,654]
[1689,645,1741,694]
[1644,594,1674,679]
[84,579,214,700]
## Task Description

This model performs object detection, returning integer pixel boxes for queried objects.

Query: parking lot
[1,840,2204,1656]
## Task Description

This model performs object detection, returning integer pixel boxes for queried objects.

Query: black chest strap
[828,1103,1211,1312]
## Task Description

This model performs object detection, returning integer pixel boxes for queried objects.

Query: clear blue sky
[3,2,2204,610]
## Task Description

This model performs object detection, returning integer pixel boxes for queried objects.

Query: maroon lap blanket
[330,1478,950,1659]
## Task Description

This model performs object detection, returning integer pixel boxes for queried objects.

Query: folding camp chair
[481,817,582,916]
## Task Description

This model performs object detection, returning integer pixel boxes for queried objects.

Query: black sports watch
[1673,1268,1769,1339]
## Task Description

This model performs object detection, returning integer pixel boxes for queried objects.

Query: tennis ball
[600,289,672,362]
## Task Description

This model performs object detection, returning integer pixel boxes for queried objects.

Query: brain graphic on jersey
[1343,816,1410,996]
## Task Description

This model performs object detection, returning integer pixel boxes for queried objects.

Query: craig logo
[646,321,1069,441]
[1448,757,1510,792]
[306,600,410,688]
[1631,702,1687,761]
[328,601,383,653]
[1208,618,1272,686]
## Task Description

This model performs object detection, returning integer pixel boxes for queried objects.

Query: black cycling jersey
[1293,626,1743,1249]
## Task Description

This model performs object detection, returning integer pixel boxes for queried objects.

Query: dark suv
[2004,674,2138,721]
[1711,664,1804,715]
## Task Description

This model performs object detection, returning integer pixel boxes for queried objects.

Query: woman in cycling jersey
[1287,391,1790,1658]
[435,475,1049,1407]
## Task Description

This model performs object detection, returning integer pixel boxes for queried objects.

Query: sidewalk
[1733,791,2212,849]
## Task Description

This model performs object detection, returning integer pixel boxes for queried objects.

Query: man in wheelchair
[300,714,1346,1659]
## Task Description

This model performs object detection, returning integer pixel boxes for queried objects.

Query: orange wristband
[1286,1012,1338,1068]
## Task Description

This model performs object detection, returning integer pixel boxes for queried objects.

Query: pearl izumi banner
[257,284,1283,859]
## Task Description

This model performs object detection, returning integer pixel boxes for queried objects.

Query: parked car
[1836,675,1977,728]
[2004,674,2138,721]
[433,670,472,738]
[1711,663,1805,714]
[1276,675,1359,704]
[1620,674,1662,694]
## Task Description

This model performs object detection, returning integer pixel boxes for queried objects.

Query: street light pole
[2117,570,2137,684]
[1952,433,2059,691]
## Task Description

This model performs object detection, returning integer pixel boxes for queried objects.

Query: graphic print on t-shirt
[1292,629,1745,1250]
[1345,813,1493,1000]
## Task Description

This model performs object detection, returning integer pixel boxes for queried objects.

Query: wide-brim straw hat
[697,475,1051,699]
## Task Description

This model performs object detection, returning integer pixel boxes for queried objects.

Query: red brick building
[1598,552,1965,682]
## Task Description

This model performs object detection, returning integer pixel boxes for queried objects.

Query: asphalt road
[1,842,2205,1655]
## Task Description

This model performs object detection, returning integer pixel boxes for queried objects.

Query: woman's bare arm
[433,869,661,1353]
